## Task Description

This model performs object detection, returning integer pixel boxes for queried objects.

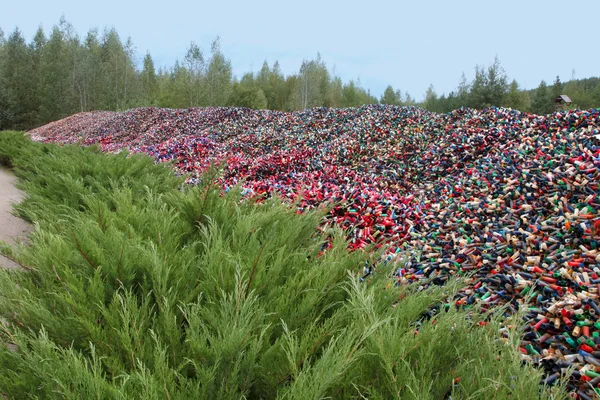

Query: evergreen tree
[380,85,401,105]
[228,72,259,108]
[141,52,158,105]
[467,58,508,109]
[340,80,359,107]
[503,79,528,111]
[121,36,138,108]
[551,75,563,103]
[29,26,46,122]
[403,92,416,106]
[395,89,402,104]
[2,16,600,127]
[0,27,37,128]
[82,29,102,111]
[469,65,487,108]
[270,61,287,110]
[531,80,553,115]
[256,61,274,109]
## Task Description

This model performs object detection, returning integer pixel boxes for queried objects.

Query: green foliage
[140,53,158,106]
[424,57,510,113]
[422,84,439,112]
[206,37,232,107]
[290,54,330,110]
[340,80,377,108]
[420,57,599,113]
[503,79,529,111]
[562,77,600,110]
[183,41,205,107]
[380,85,402,106]
[0,27,38,128]
[3,17,600,127]
[0,17,384,128]
[0,131,566,399]
[228,73,269,110]
[551,76,563,102]
[531,80,554,115]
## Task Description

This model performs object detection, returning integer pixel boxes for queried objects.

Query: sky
[1,0,598,101]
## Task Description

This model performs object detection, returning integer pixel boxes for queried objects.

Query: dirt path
[0,167,31,269]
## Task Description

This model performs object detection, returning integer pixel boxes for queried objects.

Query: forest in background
[1,16,599,130]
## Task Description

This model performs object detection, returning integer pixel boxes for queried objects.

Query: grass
[0,131,566,399]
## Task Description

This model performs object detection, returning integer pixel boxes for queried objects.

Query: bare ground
[0,167,31,269]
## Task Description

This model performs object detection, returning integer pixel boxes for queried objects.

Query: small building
[555,95,572,111]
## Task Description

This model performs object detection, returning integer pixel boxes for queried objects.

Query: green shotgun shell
[526,344,539,355]
[585,370,600,378]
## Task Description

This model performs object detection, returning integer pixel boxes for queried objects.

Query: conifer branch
[244,241,265,299]
[71,232,98,269]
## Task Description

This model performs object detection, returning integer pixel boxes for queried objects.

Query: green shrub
[0,131,565,399]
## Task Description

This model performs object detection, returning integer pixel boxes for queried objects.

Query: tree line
[0,17,377,130]
[418,57,600,115]
[1,17,599,130]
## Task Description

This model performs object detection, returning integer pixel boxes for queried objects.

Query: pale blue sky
[2,0,598,100]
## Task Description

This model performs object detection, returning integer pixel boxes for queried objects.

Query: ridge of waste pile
[29,105,600,396]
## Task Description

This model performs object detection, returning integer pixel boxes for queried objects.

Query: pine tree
[340,80,359,107]
[141,52,158,105]
[0,27,37,128]
[504,79,528,111]
[469,65,487,108]
[551,75,563,103]
[531,80,553,115]
[380,85,401,105]
[466,57,508,109]
[256,61,274,109]
[270,61,287,110]
[82,29,102,111]
[29,26,46,122]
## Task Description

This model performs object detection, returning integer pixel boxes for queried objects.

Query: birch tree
[205,37,232,106]
[183,42,204,106]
